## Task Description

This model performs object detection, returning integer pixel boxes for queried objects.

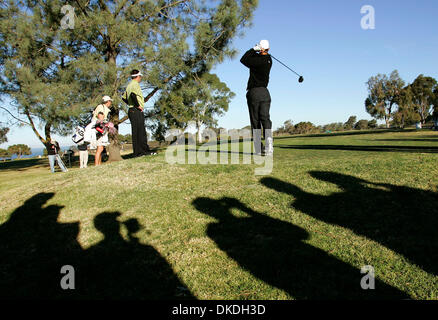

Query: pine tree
[153,72,235,143]
[0,0,258,160]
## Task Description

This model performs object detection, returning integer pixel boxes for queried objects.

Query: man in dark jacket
[240,40,274,156]
[45,139,67,173]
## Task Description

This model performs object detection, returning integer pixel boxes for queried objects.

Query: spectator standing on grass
[45,139,68,173]
[122,70,151,157]
[94,112,110,166]
[92,96,113,121]
[78,142,89,169]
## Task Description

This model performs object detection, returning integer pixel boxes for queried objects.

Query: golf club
[270,55,304,83]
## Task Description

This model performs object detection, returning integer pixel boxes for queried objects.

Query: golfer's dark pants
[128,107,149,156]
[246,87,272,153]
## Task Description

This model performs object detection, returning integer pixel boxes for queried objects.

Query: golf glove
[253,44,261,51]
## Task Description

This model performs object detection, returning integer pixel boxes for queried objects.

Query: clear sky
[1,0,438,148]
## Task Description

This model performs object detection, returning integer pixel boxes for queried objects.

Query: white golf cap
[102,95,113,102]
[259,39,270,50]
[131,71,143,77]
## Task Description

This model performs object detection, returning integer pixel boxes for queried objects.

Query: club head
[298,76,304,83]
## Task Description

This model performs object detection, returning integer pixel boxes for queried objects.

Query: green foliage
[409,75,437,124]
[392,86,420,128]
[275,120,294,135]
[0,126,9,144]
[365,72,437,128]
[354,119,369,130]
[152,72,235,141]
[241,125,251,131]
[0,148,10,159]
[368,119,377,129]
[323,122,344,132]
[117,134,132,144]
[344,116,357,130]
[433,87,438,117]
[150,121,167,143]
[0,0,258,147]
[294,122,318,135]
[365,70,405,128]
[7,144,31,158]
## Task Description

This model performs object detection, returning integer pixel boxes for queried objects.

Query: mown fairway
[0,130,437,299]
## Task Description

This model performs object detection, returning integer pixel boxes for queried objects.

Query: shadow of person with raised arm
[77,212,194,299]
[261,172,438,276]
[192,197,407,299]
[0,194,194,299]
[0,193,82,298]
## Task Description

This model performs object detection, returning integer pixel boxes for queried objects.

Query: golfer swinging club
[240,40,273,156]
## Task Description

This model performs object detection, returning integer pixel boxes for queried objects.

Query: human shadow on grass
[192,197,407,299]
[279,144,438,153]
[261,173,438,276]
[0,193,194,299]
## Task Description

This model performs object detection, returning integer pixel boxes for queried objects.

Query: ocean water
[0,146,71,161]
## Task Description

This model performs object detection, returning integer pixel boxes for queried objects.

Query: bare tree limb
[0,106,31,126]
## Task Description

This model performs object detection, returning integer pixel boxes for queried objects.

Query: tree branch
[114,0,130,18]
[118,75,174,124]
[0,106,31,126]
[23,107,46,145]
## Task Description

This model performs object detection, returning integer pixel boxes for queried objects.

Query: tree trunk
[197,121,202,144]
[420,105,426,124]
[107,46,123,162]
[108,104,123,162]
[386,105,392,128]
[24,107,48,145]
[108,138,123,162]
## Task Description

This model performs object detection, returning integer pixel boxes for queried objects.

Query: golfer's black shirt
[45,142,59,155]
[78,143,88,151]
[240,49,272,90]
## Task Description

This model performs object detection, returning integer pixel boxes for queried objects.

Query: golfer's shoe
[265,137,274,156]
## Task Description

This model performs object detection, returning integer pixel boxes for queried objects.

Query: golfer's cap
[259,40,270,50]
[102,95,113,102]
[131,71,143,77]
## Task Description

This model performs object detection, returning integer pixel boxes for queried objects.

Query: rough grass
[0,129,437,299]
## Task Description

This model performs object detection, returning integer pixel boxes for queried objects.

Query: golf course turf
[0,129,437,299]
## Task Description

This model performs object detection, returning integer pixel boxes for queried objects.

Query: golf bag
[72,125,86,144]
[94,121,106,139]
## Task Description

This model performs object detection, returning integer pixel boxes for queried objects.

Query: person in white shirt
[83,112,110,166]
[92,96,113,121]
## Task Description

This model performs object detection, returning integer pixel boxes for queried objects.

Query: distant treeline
[0,144,32,159]
[365,71,437,128]
[273,117,379,136]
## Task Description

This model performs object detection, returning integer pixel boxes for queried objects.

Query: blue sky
[1,0,438,148]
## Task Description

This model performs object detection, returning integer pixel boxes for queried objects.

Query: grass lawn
[0,129,437,299]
